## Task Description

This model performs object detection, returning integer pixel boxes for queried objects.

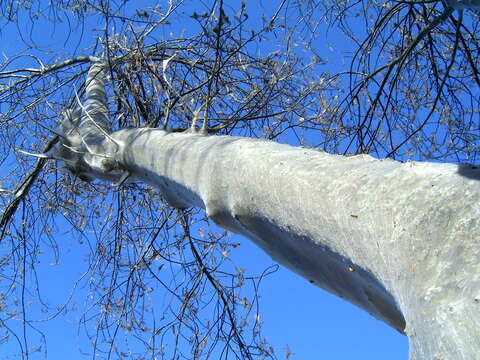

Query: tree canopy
[0,0,478,359]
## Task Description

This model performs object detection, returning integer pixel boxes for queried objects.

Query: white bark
[50,63,480,359]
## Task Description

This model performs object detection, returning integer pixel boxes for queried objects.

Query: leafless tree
[0,1,478,359]
[0,1,327,359]
[295,0,479,160]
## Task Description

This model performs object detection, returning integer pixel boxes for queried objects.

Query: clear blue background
[24,233,408,359]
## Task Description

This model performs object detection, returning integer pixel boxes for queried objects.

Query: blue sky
[1,1,409,359]
[0,225,408,359]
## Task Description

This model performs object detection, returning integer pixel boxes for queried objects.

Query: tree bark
[51,63,480,359]
[96,128,478,359]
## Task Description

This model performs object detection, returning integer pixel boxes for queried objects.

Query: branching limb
[180,211,255,360]
[0,136,58,243]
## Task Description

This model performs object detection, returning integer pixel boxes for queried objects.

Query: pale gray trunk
[111,129,480,360]
[49,63,480,359]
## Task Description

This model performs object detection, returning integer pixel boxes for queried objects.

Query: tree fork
[49,62,480,360]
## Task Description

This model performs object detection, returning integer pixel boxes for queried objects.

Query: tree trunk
[50,63,480,359]
[89,128,478,359]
